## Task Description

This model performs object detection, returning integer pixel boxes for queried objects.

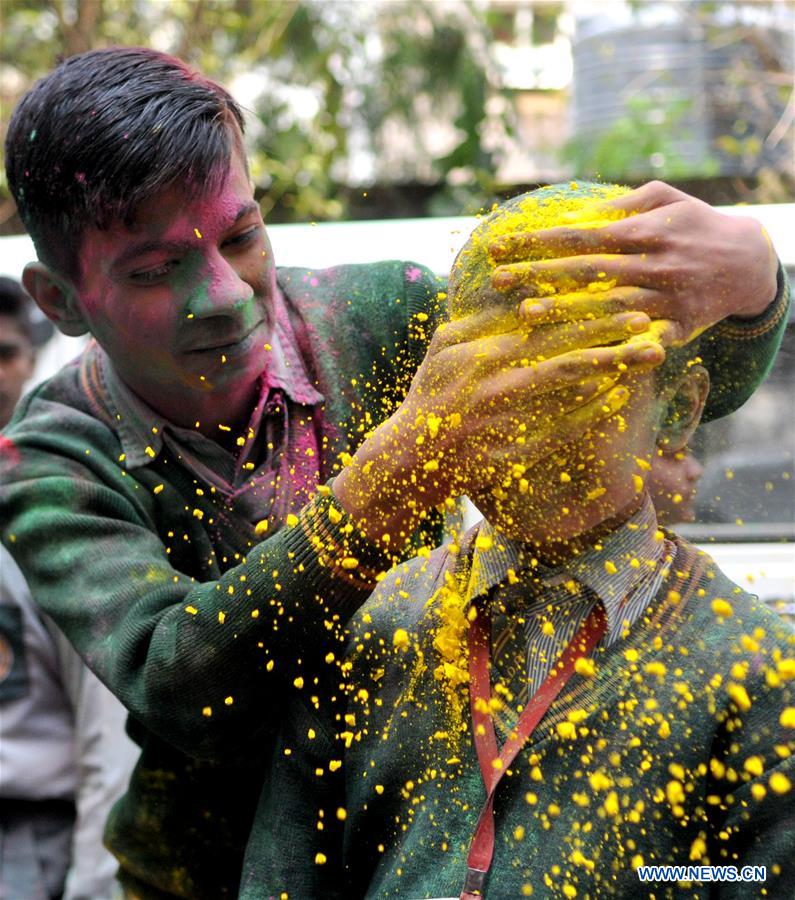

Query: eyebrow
[111,201,261,272]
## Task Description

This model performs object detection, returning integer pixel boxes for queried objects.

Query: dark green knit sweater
[244,537,795,900]
[0,262,444,899]
[0,261,790,898]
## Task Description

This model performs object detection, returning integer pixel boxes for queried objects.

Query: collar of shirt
[95,287,323,471]
[463,494,664,638]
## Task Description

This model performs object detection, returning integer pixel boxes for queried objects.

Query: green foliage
[562,97,720,182]
[0,0,505,228]
[568,1,793,197]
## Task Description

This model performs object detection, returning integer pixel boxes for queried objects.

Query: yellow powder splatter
[392,628,410,650]
[769,772,791,795]
[575,657,595,677]
[711,598,733,618]
[726,682,751,711]
[780,707,795,729]
[556,721,578,740]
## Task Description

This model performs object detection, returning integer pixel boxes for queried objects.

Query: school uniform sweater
[244,533,795,900]
[1,261,790,898]
[0,262,443,898]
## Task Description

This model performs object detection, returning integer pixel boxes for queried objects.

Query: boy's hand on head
[489,180,778,345]
[332,309,665,546]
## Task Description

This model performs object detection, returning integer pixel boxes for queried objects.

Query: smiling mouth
[185,320,265,355]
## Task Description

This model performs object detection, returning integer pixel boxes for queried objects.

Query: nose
[184,253,254,321]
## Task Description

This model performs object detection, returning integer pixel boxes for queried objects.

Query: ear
[657,364,709,453]
[22,262,90,337]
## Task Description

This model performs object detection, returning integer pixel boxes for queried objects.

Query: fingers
[596,180,686,215]
[493,245,690,301]
[431,304,522,350]
[488,384,632,473]
[515,373,620,419]
[627,319,687,348]
[488,183,699,266]
[492,253,628,293]
[489,217,650,263]
[477,339,664,403]
[518,287,658,324]
[445,311,655,378]
[516,288,687,346]
[529,311,653,358]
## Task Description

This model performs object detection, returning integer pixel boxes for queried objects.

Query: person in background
[648,446,704,525]
[0,276,44,427]
[0,276,138,900]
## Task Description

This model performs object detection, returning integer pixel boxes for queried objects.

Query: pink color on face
[405,266,422,283]
[74,154,277,435]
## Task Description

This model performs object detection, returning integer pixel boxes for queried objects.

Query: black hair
[0,276,53,346]
[5,47,247,284]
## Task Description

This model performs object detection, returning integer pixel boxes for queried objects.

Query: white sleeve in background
[49,626,140,900]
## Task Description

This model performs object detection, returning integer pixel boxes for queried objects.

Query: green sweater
[0,262,443,899]
[244,536,795,900]
[0,261,790,898]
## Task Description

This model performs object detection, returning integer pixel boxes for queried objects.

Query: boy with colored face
[1,49,790,898]
[244,186,794,900]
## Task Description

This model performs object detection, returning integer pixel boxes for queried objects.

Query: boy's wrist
[332,411,447,548]
[725,223,779,320]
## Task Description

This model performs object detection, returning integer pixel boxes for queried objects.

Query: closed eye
[223,226,261,249]
[128,260,180,285]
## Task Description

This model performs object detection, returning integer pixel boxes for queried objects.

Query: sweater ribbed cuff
[716,262,791,340]
[288,484,394,594]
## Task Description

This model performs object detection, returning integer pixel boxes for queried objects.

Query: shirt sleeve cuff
[716,261,791,341]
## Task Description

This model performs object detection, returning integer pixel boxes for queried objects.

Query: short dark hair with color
[5,47,247,283]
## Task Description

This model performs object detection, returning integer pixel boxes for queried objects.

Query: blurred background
[1,0,793,601]
[1,0,793,224]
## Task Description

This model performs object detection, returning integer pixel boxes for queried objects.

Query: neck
[491,495,645,567]
[114,364,260,453]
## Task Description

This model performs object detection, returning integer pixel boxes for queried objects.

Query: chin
[483,480,640,548]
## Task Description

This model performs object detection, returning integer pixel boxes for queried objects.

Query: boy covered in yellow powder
[243,184,795,900]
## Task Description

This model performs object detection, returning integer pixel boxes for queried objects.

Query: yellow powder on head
[449,182,630,321]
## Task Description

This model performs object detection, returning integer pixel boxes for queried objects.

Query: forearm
[2,476,389,761]
[333,406,444,546]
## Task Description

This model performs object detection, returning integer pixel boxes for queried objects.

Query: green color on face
[73,154,277,437]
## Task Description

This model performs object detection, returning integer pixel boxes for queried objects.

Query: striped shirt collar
[466,494,664,637]
[96,286,322,469]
